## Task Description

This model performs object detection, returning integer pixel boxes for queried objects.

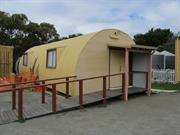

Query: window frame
[23,53,28,66]
[46,48,57,69]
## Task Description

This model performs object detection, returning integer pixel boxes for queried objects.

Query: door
[109,49,124,90]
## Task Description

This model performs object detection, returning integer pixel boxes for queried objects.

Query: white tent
[160,50,175,57]
[153,50,162,55]
[153,50,175,56]
[153,50,175,70]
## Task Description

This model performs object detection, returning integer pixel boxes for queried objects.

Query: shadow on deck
[0,87,146,125]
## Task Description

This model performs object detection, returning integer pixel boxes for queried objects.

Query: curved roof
[26,31,98,76]
[28,28,135,53]
[26,31,97,53]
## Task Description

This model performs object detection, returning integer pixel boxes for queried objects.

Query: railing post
[12,84,16,110]
[79,80,83,110]
[103,76,107,106]
[42,81,45,104]
[66,77,69,98]
[18,88,24,120]
[52,84,57,112]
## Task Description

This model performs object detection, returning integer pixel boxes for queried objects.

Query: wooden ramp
[0,87,146,125]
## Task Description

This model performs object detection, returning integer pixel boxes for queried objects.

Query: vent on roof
[110,31,121,39]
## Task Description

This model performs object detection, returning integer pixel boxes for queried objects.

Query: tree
[0,11,60,71]
[39,22,59,42]
[134,28,175,53]
[59,33,83,40]
[68,33,83,38]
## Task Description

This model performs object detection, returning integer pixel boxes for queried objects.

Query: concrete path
[0,92,180,135]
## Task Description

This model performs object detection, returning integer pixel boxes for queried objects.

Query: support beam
[79,80,83,110]
[18,89,23,119]
[108,49,111,90]
[102,76,107,105]
[66,77,69,98]
[12,84,16,110]
[129,52,133,85]
[122,73,125,97]
[41,81,45,104]
[124,48,129,101]
[146,72,148,90]
[147,51,152,96]
[52,84,57,112]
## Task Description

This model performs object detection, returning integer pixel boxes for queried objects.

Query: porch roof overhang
[107,43,157,51]
[107,42,132,49]
[131,44,157,50]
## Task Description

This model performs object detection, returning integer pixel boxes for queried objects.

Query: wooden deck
[0,87,146,125]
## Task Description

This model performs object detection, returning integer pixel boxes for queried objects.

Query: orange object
[0,85,13,92]
[0,71,47,92]
[32,87,47,91]
[17,71,36,83]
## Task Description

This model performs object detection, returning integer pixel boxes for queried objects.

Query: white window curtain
[47,50,56,68]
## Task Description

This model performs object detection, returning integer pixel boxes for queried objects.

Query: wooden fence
[152,69,175,83]
[0,45,13,77]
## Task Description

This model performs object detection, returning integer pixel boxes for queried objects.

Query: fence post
[52,84,57,112]
[66,77,69,98]
[103,76,107,105]
[18,89,24,120]
[12,84,16,110]
[41,81,45,104]
[79,80,83,110]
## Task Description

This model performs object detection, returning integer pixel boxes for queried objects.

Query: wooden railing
[0,73,125,120]
[0,75,76,111]
[0,75,76,87]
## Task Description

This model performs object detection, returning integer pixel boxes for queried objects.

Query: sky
[0,0,180,37]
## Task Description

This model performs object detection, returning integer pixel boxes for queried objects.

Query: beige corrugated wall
[175,38,180,82]
[0,45,13,77]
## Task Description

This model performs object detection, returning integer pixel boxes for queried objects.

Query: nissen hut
[18,29,156,100]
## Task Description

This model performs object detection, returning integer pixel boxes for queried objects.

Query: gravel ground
[0,92,180,135]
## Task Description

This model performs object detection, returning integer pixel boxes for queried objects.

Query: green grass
[152,82,180,90]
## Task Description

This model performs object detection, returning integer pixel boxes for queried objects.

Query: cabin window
[23,53,28,66]
[47,49,56,68]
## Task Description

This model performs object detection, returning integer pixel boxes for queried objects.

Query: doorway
[109,49,124,90]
